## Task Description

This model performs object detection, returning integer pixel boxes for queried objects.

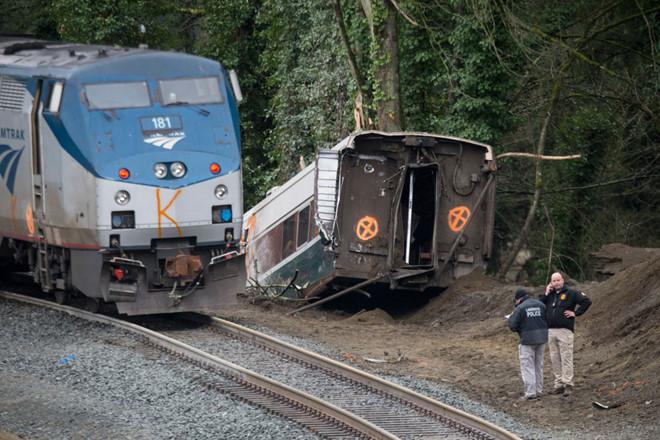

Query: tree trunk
[334,0,370,129]
[497,78,562,280]
[375,0,402,131]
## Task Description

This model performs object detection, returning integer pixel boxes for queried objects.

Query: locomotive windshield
[159,77,224,105]
[84,81,151,110]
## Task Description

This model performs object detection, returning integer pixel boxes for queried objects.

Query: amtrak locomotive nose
[0,37,246,315]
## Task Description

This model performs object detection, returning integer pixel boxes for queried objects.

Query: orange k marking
[156,188,183,238]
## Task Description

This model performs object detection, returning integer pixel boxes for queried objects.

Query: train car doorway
[395,165,438,268]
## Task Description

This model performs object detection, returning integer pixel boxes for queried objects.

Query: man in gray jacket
[508,288,549,400]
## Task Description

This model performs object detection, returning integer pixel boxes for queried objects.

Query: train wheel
[54,290,70,305]
[85,297,101,313]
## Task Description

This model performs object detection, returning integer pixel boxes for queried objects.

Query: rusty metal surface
[165,254,202,282]
[332,133,496,290]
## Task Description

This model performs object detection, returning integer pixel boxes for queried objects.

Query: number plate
[140,115,183,132]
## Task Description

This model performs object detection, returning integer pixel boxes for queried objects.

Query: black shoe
[550,387,565,395]
[519,394,538,401]
[562,386,573,397]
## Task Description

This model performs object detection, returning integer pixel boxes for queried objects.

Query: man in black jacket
[540,272,592,397]
[508,288,548,400]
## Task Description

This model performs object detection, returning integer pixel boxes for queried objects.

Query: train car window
[159,77,224,106]
[255,223,283,273]
[84,82,151,110]
[46,82,64,114]
[282,214,297,259]
[297,206,310,248]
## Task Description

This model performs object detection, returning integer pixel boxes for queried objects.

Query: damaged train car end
[243,131,496,302]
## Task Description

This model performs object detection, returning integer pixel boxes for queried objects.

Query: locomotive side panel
[40,101,98,246]
[0,75,35,243]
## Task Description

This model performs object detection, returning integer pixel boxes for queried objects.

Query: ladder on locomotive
[33,175,52,292]
[30,80,53,292]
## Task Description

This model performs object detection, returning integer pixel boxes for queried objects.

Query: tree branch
[498,174,658,195]
[388,0,419,27]
[497,76,563,279]
[517,21,630,83]
[497,152,581,160]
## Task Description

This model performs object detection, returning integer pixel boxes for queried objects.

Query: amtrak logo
[144,134,185,150]
[0,144,24,195]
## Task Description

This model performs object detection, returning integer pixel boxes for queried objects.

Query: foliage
[493,0,660,280]
[439,1,520,145]
[194,0,274,208]
[23,0,660,280]
[50,0,192,49]
[1,0,58,38]
[255,0,355,184]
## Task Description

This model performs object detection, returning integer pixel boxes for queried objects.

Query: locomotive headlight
[214,184,228,199]
[153,163,167,179]
[114,190,131,205]
[170,162,186,178]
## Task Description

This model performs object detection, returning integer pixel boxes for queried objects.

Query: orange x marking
[448,206,471,232]
[356,215,379,241]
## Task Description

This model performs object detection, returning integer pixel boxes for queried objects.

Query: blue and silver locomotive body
[0,37,245,314]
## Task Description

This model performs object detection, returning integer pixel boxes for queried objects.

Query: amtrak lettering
[0,127,26,140]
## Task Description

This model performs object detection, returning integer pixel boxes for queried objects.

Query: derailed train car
[243,131,496,300]
[0,37,245,314]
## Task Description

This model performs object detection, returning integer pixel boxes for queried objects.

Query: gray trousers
[519,343,545,397]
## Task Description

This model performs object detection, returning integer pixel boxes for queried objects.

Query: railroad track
[0,290,520,440]
[158,314,520,440]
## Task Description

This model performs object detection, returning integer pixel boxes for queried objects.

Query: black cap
[514,288,529,302]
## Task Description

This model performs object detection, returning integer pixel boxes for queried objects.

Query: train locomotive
[0,37,245,314]
[243,131,496,302]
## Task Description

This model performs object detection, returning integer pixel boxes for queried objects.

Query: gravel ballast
[223,317,558,440]
[0,299,319,440]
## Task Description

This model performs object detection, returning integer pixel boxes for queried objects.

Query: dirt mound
[586,255,660,339]
[590,242,660,278]
[404,268,509,324]
[343,308,395,325]
[581,256,660,400]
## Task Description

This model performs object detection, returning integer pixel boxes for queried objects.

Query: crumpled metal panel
[315,149,340,239]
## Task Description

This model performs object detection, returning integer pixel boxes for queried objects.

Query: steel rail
[196,314,521,440]
[0,291,397,440]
